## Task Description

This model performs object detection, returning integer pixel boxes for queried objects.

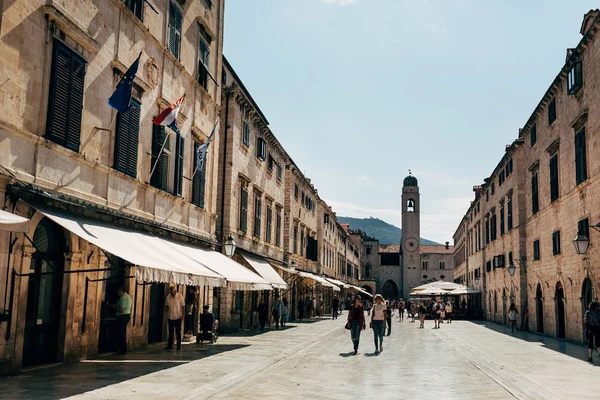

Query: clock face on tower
[404,237,418,250]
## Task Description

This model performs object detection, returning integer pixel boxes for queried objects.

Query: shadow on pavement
[0,342,248,400]
[338,351,355,357]
[472,321,598,366]
[225,325,297,337]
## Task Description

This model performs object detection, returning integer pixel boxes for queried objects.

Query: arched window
[407,199,415,212]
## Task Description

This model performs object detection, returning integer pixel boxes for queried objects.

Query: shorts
[587,327,600,349]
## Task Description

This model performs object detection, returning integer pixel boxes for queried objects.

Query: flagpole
[148,130,171,181]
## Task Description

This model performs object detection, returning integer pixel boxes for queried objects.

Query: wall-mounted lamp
[573,222,600,255]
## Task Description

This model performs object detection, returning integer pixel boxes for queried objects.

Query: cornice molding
[44,5,101,53]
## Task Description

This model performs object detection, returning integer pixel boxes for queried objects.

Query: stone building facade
[0,0,225,374]
[452,9,600,345]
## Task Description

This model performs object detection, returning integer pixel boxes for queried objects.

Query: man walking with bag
[165,285,185,351]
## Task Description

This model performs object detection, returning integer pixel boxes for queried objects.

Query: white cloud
[322,0,358,6]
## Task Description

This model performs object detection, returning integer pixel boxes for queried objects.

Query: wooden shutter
[192,142,207,209]
[47,42,85,151]
[240,186,248,232]
[276,212,281,246]
[174,133,184,197]
[150,125,166,189]
[168,2,181,59]
[550,155,558,201]
[531,174,538,213]
[266,206,272,243]
[575,128,587,184]
[114,100,140,178]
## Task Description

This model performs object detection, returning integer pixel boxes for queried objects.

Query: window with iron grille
[239,185,248,232]
[533,240,540,261]
[548,98,557,125]
[266,205,272,243]
[575,127,587,185]
[530,124,537,146]
[168,1,182,60]
[192,141,207,208]
[552,231,561,255]
[567,61,583,95]
[253,196,262,238]
[114,99,141,178]
[46,41,85,152]
[531,173,539,214]
[550,154,559,202]
[243,122,250,147]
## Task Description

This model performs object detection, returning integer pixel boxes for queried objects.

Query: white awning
[240,253,287,290]
[0,209,30,232]
[297,271,341,292]
[325,277,349,288]
[168,242,272,291]
[348,284,373,297]
[33,204,225,287]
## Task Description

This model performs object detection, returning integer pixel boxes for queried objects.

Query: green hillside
[337,216,439,245]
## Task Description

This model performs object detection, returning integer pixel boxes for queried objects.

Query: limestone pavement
[1,315,599,400]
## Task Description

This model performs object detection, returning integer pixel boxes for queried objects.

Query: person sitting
[198,305,217,343]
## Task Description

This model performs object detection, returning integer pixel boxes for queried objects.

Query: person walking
[445,301,453,323]
[385,300,392,336]
[418,301,427,328]
[509,303,519,333]
[298,298,305,322]
[332,296,339,320]
[410,300,417,323]
[439,300,446,324]
[312,297,317,317]
[371,294,387,353]
[111,286,132,355]
[272,295,283,330]
[165,285,185,350]
[258,299,268,331]
[398,299,405,322]
[584,301,600,362]
[282,297,290,328]
[348,295,366,354]
[433,300,442,329]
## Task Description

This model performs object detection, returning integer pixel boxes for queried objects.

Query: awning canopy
[347,284,373,297]
[325,277,349,288]
[0,209,30,232]
[240,253,287,290]
[297,271,341,292]
[411,280,463,292]
[448,286,481,295]
[33,204,226,287]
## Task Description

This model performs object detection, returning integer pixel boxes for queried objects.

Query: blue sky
[223,0,597,244]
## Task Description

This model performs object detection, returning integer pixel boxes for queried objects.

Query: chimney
[580,10,600,36]
[445,241,449,249]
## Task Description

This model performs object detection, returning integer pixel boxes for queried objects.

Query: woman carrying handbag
[346,295,366,355]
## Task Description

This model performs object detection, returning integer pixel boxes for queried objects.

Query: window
[490,213,497,241]
[440,262,445,270]
[500,203,505,236]
[578,218,589,238]
[266,206,272,243]
[324,214,330,224]
[301,191,305,204]
[114,99,141,178]
[499,171,505,186]
[242,122,250,147]
[531,173,539,214]
[192,142,207,208]
[198,37,210,89]
[491,183,495,195]
[533,240,540,261]
[168,1,182,60]
[422,261,428,270]
[550,154,559,202]
[257,138,266,161]
[407,199,415,212]
[173,133,184,197]
[294,183,299,199]
[366,247,371,255]
[575,127,587,184]
[300,231,305,257]
[125,0,143,20]
[239,185,248,233]
[486,190,489,202]
[548,98,556,125]
[486,260,492,272]
[275,211,281,246]
[253,196,262,238]
[485,217,490,245]
[276,164,283,182]
[552,231,561,255]
[507,196,513,230]
[46,41,86,151]
[150,125,169,191]
[268,154,274,173]
[567,61,583,95]
[530,124,537,146]
[293,226,298,254]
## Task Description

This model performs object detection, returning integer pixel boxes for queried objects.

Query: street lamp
[474,275,480,285]
[507,262,516,276]
[573,222,600,255]
[289,260,296,271]
[224,235,236,257]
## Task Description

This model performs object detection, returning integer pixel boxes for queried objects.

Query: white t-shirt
[166,292,186,320]
[372,303,387,321]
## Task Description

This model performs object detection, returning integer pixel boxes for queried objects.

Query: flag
[108,53,141,113]
[152,94,185,133]
[194,120,219,176]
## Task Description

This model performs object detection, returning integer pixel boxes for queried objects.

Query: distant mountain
[337,216,439,245]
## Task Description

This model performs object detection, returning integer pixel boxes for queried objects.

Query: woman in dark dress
[347,295,366,355]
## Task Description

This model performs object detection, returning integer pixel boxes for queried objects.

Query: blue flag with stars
[108,53,141,113]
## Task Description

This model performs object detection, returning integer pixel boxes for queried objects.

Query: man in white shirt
[165,285,186,350]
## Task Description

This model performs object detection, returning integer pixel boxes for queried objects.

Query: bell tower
[401,171,421,298]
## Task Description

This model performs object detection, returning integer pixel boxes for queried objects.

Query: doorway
[582,278,593,343]
[98,255,126,353]
[381,280,398,301]
[22,218,65,368]
[555,282,566,339]
[536,284,544,334]
[148,283,166,343]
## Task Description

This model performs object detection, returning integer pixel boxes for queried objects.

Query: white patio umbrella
[448,286,481,295]
[411,280,463,292]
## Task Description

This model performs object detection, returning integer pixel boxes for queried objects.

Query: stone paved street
[1,315,599,400]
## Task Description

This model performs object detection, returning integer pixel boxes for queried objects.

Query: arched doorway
[23,218,66,367]
[582,278,594,343]
[536,283,544,334]
[381,280,398,300]
[555,282,566,339]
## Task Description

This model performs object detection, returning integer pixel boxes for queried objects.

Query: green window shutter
[192,142,207,209]
[168,2,182,59]
[240,186,248,232]
[150,125,166,189]
[266,206,272,243]
[174,133,184,197]
[575,128,587,184]
[114,100,140,178]
[47,41,85,151]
